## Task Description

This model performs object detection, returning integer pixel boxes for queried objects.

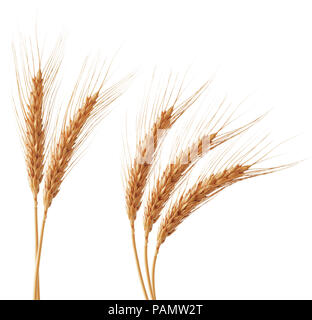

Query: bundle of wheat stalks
[124,76,292,300]
[14,36,292,300]
[14,39,130,300]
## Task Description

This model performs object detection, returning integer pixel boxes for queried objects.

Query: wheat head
[157,152,289,248]
[23,70,45,196]
[14,40,62,199]
[44,67,130,211]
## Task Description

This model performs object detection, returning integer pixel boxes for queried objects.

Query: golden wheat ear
[13,37,63,300]
[43,62,131,211]
[151,137,294,299]
[13,38,63,199]
[124,73,210,300]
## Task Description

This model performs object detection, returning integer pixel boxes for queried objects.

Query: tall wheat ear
[13,38,63,300]
[33,60,132,300]
[124,74,210,299]
[151,136,295,299]
[142,103,265,298]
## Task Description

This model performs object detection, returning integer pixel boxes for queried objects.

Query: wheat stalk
[125,75,209,299]
[151,142,291,298]
[33,63,130,300]
[126,106,177,300]
[14,39,62,299]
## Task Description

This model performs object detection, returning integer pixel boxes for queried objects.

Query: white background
[0,0,311,300]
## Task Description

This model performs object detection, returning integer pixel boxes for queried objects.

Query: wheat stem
[131,223,149,300]
[144,235,155,299]
[151,245,160,300]
[33,196,40,299]
[33,209,47,300]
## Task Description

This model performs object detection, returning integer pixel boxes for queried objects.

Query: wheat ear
[33,64,130,300]
[151,143,291,298]
[125,77,209,299]
[14,39,62,299]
